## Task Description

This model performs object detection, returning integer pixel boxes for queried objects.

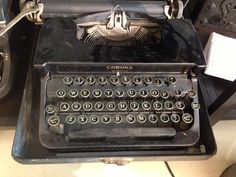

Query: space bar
[67,128,176,142]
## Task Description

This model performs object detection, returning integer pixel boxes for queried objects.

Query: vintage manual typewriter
[2,0,215,163]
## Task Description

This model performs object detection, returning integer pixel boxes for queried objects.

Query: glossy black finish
[34,18,206,67]
[12,18,216,163]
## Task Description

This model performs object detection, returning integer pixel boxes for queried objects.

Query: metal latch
[101,158,132,166]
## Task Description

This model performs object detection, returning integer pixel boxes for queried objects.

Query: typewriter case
[12,18,216,164]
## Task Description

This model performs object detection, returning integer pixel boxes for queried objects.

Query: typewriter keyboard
[42,73,200,143]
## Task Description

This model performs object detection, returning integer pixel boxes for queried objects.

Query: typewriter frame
[12,18,216,163]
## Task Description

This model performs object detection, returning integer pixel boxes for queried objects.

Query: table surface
[1,120,236,177]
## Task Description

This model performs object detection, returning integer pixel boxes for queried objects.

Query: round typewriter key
[69,89,79,98]
[174,90,182,97]
[160,113,170,123]
[78,115,87,124]
[106,102,116,110]
[160,91,169,99]
[90,115,99,124]
[66,115,76,124]
[139,89,148,97]
[121,76,131,85]
[98,76,107,85]
[74,76,84,85]
[115,89,124,97]
[154,79,162,86]
[45,104,55,114]
[153,101,162,110]
[95,102,104,111]
[137,114,146,123]
[110,76,119,85]
[56,89,66,98]
[164,101,174,110]
[168,77,177,84]
[127,89,136,97]
[171,114,181,123]
[71,102,81,111]
[60,102,70,112]
[142,101,151,110]
[48,116,60,126]
[176,101,185,110]
[83,102,93,111]
[118,102,128,111]
[182,113,193,124]
[63,76,73,85]
[133,76,142,85]
[130,102,139,111]
[148,114,158,123]
[102,115,111,124]
[150,89,159,97]
[191,102,200,110]
[104,89,113,97]
[86,76,96,85]
[92,89,102,98]
[144,76,153,85]
[80,89,90,98]
[126,114,135,124]
[114,115,122,123]
[188,90,197,98]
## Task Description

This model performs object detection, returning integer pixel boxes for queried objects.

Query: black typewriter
[2,0,216,163]
[35,15,205,151]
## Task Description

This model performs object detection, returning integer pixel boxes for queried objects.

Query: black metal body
[11,18,216,163]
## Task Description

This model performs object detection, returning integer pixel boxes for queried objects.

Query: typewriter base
[12,66,216,164]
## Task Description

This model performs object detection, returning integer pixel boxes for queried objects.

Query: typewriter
[3,0,215,163]
[0,0,13,100]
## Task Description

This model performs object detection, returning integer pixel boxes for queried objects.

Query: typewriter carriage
[75,7,162,45]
